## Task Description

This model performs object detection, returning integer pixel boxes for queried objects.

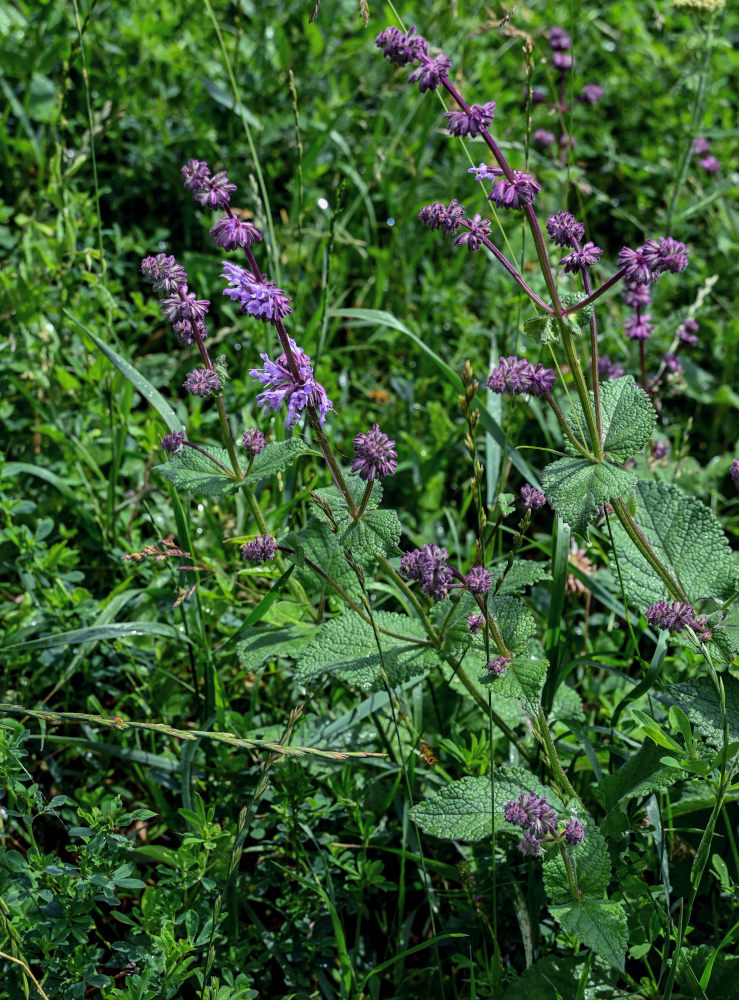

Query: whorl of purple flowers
[503,791,585,857]
[375,25,451,93]
[677,318,699,347]
[454,214,492,252]
[141,254,209,346]
[465,566,492,595]
[418,199,466,235]
[468,613,485,634]
[399,544,454,601]
[241,427,266,457]
[487,357,556,397]
[533,129,556,148]
[183,368,220,398]
[210,215,263,251]
[241,534,276,564]
[182,159,237,208]
[598,355,625,381]
[487,656,510,677]
[520,485,547,510]
[546,212,585,248]
[618,238,689,286]
[249,337,332,428]
[731,460,739,490]
[161,431,185,454]
[644,601,698,634]
[222,262,293,324]
[351,424,398,481]
[624,312,653,342]
[560,241,602,273]
[489,171,541,210]
[444,102,496,138]
[580,83,603,105]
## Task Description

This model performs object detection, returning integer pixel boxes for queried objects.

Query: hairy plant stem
[543,392,594,461]
[610,497,688,603]
[558,324,603,458]
[575,243,603,441]
[563,267,627,315]
[536,706,580,804]
[556,839,582,902]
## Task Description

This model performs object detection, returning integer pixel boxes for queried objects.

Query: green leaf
[235,625,314,671]
[293,612,434,690]
[566,376,656,461]
[285,519,372,603]
[543,811,611,902]
[2,621,190,652]
[670,675,739,748]
[481,642,548,711]
[155,446,238,496]
[489,595,537,653]
[494,560,552,595]
[245,438,314,484]
[340,508,402,557]
[502,957,587,1000]
[549,900,627,971]
[594,741,680,812]
[541,457,635,537]
[608,480,737,607]
[311,475,381,527]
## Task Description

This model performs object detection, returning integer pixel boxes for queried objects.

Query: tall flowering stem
[610,498,688,603]
[571,239,603,442]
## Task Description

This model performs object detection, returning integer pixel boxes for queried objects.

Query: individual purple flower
[621,237,689,285]
[454,214,492,252]
[241,427,266,456]
[533,129,555,148]
[221,262,293,323]
[183,368,220,398]
[518,832,544,857]
[549,27,571,51]
[652,440,669,460]
[418,199,465,234]
[141,254,187,295]
[560,241,603,273]
[210,215,263,251]
[617,246,655,286]
[241,534,276,564]
[468,162,500,182]
[564,818,585,845]
[468,613,485,634]
[661,353,683,375]
[466,566,492,595]
[486,655,510,676]
[598,355,625,380]
[580,83,603,105]
[489,171,541,209]
[181,159,237,208]
[624,312,653,341]
[692,136,710,155]
[731,460,739,490]
[408,53,451,92]
[444,102,495,137]
[520,485,547,509]
[351,423,398,481]
[249,337,332,427]
[622,281,652,309]
[400,544,453,601]
[699,155,721,174]
[644,601,696,634]
[677,318,699,346]
[161,431,185,454]
[375,25,428,66]
[552,51,575,71]
[487,356,533,395]
[546,211,585,248]
[528,364,557,397]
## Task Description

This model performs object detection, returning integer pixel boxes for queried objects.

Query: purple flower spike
[489,171,540,209]
[181,159,237,208]
[519,832,544,857]
[418,199,465,234]
[622,281,652,309]
[619,238,689,285]
[468,613,485,634]
[444,102,495,138]
[241,534,276,564]
[210,215,263,251]
[221,262,293,323]
[677,318,699,346]
[466,566,492,595]
[528,364,556,397]
[731,460,739,490]
[520,485,547,509]
[624,313,653,341]
[351,424,398,481]
[161,431,185,454]
[662,353,683,375]
[549,26,571,51]
[486,655,511,676]
[598,355,625,380]
[564,818,585,845]
[546,211,585,248]
[241,428,266,456]
[408,52,451,92]
[454,214,492,252]
[644,601,696,634]
[580,83,603,105]
[141,254,188,295]
[487,356,533,395]
[399,544,453,601]
[183,368,220,398]
[692,136,710,155]
[552,51,575,71]
[533,129,556,148]
[249,337,332,427]
[560,241,603,273]
[699,155,721,173]
[375,25,428,66]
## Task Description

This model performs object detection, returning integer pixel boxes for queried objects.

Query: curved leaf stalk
[610,498,689,603]
[535,706,580,804]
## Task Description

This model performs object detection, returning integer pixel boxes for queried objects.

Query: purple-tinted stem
[573,240,603,443]
[544,392,593,460]
[478,234,553,312]
[639,341,648,394]
[562,267,628,316]
[182,441,238,479]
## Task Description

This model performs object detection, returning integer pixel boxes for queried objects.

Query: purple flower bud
[210,215,263,251]
[241,427,266,456]
[375,25,429,66]
[661,353,683,375]
[465,566,492,595]
[644,601,696,634]
[351,424,398,481]
[598,355,625,380]
[652,440,669,460]
[560,241,603,273]
[551,51,575,71]
[546,211,585,248]
[624,313,653,341]
[731,460,739,490]
[182,159,237,208]
[183,368,220,398]
[489,171,541,209]
[399,544,453,601]
[161,431,185,454]
[222,262,293,323]
[520,485,547,509]
[529,363,557,397]
[699,155,721,173]
[518,831,544,856]
[549,26,572,51]
[444,102,495,138]
[692,136,710,155]
[468,613,485,634]
[533,129,556,148]
[564,818,585,845]
[241,534,276,563]
[453,214,492,252]
[418,199,465,234]
[580,83,603,105]
[408,53,451,93]
[249,337,332,427]
[141,254,188,295]
[622,281,652,309]
[486,655,510,676]
[677,319,699,346]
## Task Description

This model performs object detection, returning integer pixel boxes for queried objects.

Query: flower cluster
[622,280,652,342]
[141,254,209,346]
[644,601,712,640]
[598,355,625,380]
[453,214,492,252]
[375,25,450,92]
[161,431,185,454]
[692,136,720,173]
[489,171,540,210]
[210,215,262,251]
[465,566,492,595]
[731,460,739,490]
[182,159,236,208]
[549,26,574,71]
[183,368,220,398]
[444,102,495,138]
[241,535,276,564]
[351,424,398,481]
[249,337,332,427]
[399,544,454,601]
[560,241,602,274]
[486,656,510,677]
[618,237,689,286]
[487,357,556,397]
[418,199,465,235]
[222,262,293,324]
[503,792,585,856]
[241,427,266,457]
[520,485,547,510]
[468,613,485,634]
[546,211,585,248]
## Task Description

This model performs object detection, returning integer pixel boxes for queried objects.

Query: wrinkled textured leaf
[494,560,552,595]
[550,685,585,727]
[543,812,611,902]
[235,625,314,671]
[294,611,434,690]
[567,376,656,462]
[502,956,587,1000]
[155,446,238,496]
[670,674,739,748]
[311,475,381,528]
[285,519,371,602]
[594,741,680,812]
[542,457,635,537]
[245,438,314,484]
[609,480,737,607]
[549,900,627,971]
[480,642,548,710]
[488,595,537,653]
[340,508,402,557]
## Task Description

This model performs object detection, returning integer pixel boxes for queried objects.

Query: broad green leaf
[285,519,372,602]
[2,620,190,651]
[488,595,537,653]
[294,611,434,690]
[155,446,238,496]
[549,900,627,971]
[543,811,611,902]
[502,956,588,1000]
[541,457,635,537]
[524,313,579,344]
[566,376,656,462]
[235,625,314,671]
[480,641,548,711]
[670,675,739,748]
[245,438,314,485]
[340,508,402,557]
[608,480,737,607]
[311,475,381,527]
[494,559,552,596]
[594,741,680,812]
[550,685,585,727]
